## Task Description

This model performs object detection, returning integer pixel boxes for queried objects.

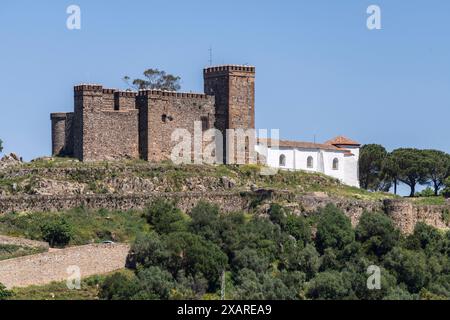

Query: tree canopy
[359,144,388,191]
[98,200,450,300]
[359,144,450,197]
[123,69,181,91]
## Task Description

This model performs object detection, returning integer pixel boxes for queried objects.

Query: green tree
[356,212,399,257]
[390,148,429,197]
[128,232,169,269]
[123,68,181,91]
[359,144,388,190]
[144,199,188,234]
[381,153,400,195]
[189,201,221,242]
[315,204,355,254]
[133,267,175,300]
[0,283,12,300]
[384,247,429,293]
[164,232,228,288]
[443,177,450,198]
[232,247,270,274]
[284,214,311,245]
[422,150,450,196]
[406,222,442,252]
[306,271,351,300]
[99,272,140,300]
[40,217,73,248]
[0,138,3,154]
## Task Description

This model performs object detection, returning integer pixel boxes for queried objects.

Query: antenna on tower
[208,46,213,66]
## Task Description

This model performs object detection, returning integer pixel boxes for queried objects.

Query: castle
[51,65,360,187]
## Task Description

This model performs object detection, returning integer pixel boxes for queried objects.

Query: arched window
[332,158,339,170]
[307,156,314,168]
[279,154,286,167]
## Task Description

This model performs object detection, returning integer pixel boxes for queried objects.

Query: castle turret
[204,65,256,163]
[50,113,68,156]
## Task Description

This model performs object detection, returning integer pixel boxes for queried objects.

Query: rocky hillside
[0,156,449,234]
[0,156,390,200]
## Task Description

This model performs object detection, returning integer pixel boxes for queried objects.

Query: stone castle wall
[136,91,216,162]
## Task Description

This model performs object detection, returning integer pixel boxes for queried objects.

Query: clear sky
[0,0,449,162]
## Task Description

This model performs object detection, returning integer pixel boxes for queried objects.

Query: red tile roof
[325,136,360,146]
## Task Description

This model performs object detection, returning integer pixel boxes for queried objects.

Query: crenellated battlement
[74,84,103,92]
[102,88,115,94]
[137,90,211,100]
[115,91,137,98]
[204,65,255,75]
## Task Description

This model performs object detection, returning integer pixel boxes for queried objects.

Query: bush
[356,212,399,257]
[384,247,429,293]
[164,232,228,289]
[133,267,175,300]
[99,272,140,300]
[40,217,73,247]
[284,214,311,245]
[144,199,188,234]
[306,271,350,300]
[415,187,435,197]
[406,222,442,252]
[315,204,355,254]
[0,283,12,300]
[189,201,221,242]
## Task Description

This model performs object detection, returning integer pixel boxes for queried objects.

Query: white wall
[256,144,360,188]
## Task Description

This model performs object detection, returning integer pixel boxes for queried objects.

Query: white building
[256,136,361,188]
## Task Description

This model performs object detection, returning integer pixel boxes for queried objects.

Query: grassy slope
[0,244,45,261]
[0,208,149,246]
[0,157,395,201]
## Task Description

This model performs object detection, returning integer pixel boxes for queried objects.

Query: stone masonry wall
[0,244,129,289]
[137,91,216,162]
[82,109,139,161]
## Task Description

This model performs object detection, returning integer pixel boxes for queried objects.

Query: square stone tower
[203,65,256,163]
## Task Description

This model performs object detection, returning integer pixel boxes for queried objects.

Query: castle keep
[51,65,256,162]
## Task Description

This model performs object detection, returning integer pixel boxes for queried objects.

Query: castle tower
[50,113,68,156]
[73,85,104,160]
[203,65,256,163]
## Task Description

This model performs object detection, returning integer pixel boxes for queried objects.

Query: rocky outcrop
[0,153,22,170]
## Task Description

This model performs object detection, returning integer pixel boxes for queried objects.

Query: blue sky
[0,0,449,163]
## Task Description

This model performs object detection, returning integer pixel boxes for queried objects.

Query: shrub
[189,201,221,242]
[0,283,12,300]
[40,217,73,247]
[144,199,188,234]
[99,272,140,300]
[315,204,355,254]
[356,212,399,257]
[306,271,350,300]
[384,247,429,293]
[415,187,435,197]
